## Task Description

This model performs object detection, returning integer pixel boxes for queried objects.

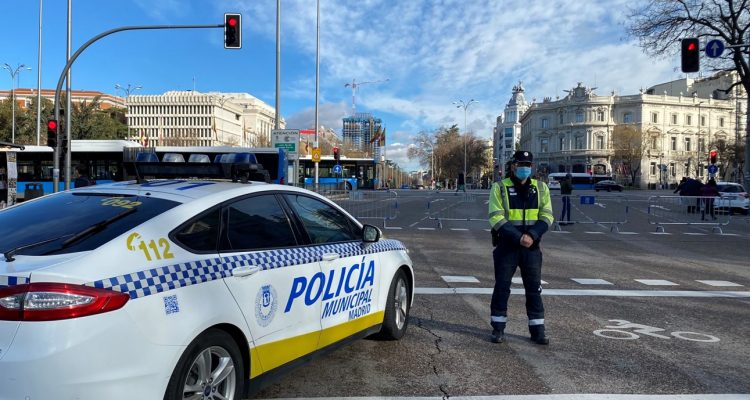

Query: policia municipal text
[488,151,554,345]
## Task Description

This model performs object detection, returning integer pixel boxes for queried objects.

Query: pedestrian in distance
[488,151,554,345]
[700,178,719,220]
[74,164,94,188]
[560,173,573,225]
[456,173,467,193]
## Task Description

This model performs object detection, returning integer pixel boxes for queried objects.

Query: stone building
[494,82,529,171]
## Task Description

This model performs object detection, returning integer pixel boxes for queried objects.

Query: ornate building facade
[494,83,529,170]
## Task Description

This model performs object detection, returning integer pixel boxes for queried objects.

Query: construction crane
[344,78,389,115]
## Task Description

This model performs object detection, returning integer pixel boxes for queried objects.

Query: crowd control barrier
[328,190,398,227]
[425,192,490,228]
[647,196,730,233]
[551,194,629,232]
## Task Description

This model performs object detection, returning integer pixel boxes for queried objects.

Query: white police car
[0,177,413,399]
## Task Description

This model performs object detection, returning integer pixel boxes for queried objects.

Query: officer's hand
[520,234,534,248]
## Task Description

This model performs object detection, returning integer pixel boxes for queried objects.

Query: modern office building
[342,113,382,154]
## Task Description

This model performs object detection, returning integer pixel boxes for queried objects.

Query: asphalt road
[254,189,750,399]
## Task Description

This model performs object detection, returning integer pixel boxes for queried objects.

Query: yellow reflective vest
[488,177,554,237]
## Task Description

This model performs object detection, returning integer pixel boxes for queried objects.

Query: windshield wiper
[60,207,138,249]
[2,207,137,262]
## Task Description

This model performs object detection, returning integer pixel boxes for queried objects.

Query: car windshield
[717,184,743,193]
[0,192,179,256]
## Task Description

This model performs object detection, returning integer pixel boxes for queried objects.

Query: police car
[0,163,414,400]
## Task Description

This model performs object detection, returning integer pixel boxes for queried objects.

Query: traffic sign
[333,164,342,174]
[706,39,724,58]
[272,129,300,159]
[708,164,718,174]
[311,147,321,163]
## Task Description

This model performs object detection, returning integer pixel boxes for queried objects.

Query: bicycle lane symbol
[593,320,720,343]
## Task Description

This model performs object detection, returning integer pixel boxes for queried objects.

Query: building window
[650,162,657,176]
[541,138,549,153]
[504,127,513,138]
[701,115,706,126]
[686,115,692,125]
[671,137,677,151]
[542,118,549,128]
[623,112,633,123]
[575,136,584,149]
[596,136,604,150]
[575,111,584,123]
[669,163,676,177]
[719,117,725,127]
[559,135,565,151]
[651,112,659,123]
[597,110,605,121]
[651,137,658,149]
[559,113,564,124]
[685,137,691,152]
[698,138,705,152]
[671,114,678,125]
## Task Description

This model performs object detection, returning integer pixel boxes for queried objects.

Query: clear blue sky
[1,0,681,170]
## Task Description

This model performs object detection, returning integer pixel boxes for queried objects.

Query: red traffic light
[710,150,718,157]
[333,147,339,154]
[687,42,697,51]
[47,120,58,130]
[228,17,237,27]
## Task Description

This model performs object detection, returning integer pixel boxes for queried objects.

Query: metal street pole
[453,99,477,186]
[3,64,31,144]
[64,0,72,190]
[275,0,281,131]
[314,0,320,190]
[36,0,42,146]
[115,83,141,141]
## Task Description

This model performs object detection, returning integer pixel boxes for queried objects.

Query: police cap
[512,151,533,163]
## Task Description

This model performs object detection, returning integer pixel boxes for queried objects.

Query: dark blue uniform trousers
[490,245,544,332]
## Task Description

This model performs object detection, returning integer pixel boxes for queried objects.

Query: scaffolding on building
[342,113,382,156]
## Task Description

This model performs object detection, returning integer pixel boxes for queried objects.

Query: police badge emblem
[255,285,278,327]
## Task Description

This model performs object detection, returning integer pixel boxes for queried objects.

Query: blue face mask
[515,167,532,180]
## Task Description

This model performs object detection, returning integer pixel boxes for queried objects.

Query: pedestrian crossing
[383,226,750,237]
[440,275,744,288]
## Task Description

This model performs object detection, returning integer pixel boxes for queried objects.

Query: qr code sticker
[164,295,180,315]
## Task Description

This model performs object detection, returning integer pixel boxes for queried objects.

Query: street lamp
[418,135,436,184]
[3,63,32,143]
[453,99,478,185]
[115,83,142,141]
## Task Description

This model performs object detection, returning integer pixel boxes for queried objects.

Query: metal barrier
[425,192,490,228]
[551,194,629,232]
[647,196,730,233]
[328,190,398,227]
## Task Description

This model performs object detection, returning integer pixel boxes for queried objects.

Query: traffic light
[710,150,718,164]
[224,13,241,49]
[46,119,58,148]
[681,38,700,73]
[333,146,340,163]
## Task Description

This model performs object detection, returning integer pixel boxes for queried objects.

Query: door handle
[232,265,262,278]
[322,253,340,262]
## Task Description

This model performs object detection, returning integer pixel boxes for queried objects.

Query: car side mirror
[362,224,381,243]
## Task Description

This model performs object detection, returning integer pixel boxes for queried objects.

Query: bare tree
[612,125,648,186]
[407,131,435,178]
[627,0,750,188]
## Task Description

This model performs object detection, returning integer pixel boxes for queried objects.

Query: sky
[1,0,686,171]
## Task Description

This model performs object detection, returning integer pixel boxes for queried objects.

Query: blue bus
[299,156,378,190]
[14,140,287,199]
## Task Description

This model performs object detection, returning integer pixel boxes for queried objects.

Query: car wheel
[376,269,411,340]
[164,329,244,400]
[345,181,352,191]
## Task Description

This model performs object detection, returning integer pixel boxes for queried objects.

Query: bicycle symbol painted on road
[593,320,720,343]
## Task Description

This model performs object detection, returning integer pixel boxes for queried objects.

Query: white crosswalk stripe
[635,279,678,286]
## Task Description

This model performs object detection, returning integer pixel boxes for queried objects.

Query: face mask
[515,167,532,180]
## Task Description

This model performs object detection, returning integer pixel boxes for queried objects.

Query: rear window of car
[717,184,744,193]
[0,192,179,256]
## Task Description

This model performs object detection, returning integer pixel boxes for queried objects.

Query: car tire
[164,329,244,400]
[376,269,411,340]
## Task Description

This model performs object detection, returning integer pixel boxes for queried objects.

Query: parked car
[594,180,624,192]
[715,182,750,215]
[547,180,561,190]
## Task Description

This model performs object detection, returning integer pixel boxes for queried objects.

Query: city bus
[547,172,613,190]
[14,140,287,199]
[298,156,378,190]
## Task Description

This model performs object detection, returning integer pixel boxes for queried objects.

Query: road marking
[484,229,491,232]
[683,232,706,236]
[618,232,639,235]
[512,278,548,285]
[697,280,743,287]
[409,216,428,227]
[385,226,403,230]
[260,396,750,400]
[441,275,480,283]
[414,287,750,298]
[551,231,571,234]
[720,233,740,236]
[417,227,435,231]
[572,278,613,285]
[635,279,678,286]
[585,231,606,234]
[650,232,672,235]
[450,228,469,231]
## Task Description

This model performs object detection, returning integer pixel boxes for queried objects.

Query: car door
[218,194,322,375]
[282,193,381,350]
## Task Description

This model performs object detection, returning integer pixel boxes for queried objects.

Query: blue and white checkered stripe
[89,239,406,300]
[0,275,30,288]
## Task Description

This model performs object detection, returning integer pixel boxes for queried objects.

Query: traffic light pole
[52,23,224,192]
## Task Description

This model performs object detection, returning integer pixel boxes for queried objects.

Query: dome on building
[507,82,527,107]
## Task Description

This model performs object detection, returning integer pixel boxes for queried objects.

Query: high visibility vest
[488,178,554,230]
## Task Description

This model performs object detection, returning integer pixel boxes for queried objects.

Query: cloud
[133,0,188,19]
[285,102,348,131]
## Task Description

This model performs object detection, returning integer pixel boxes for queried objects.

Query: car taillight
[0,283,129,321]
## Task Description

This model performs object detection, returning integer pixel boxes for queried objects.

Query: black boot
[529,325,549,345]
[490,329,505,343]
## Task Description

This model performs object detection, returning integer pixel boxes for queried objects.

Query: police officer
[488,150,554,345]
